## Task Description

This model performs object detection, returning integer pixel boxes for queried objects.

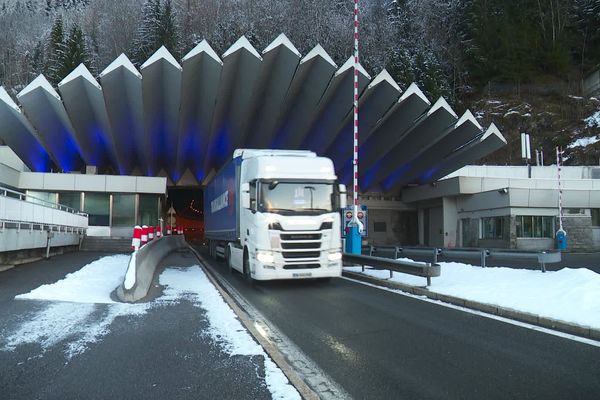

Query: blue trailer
[204,156,242,242]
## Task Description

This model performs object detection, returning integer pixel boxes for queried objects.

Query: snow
[4,256,300,399]
[99,53,142,79]
[0,86,21,112]
[399,82,430,105]
[123,251,137,290]
[300,44,337,68]
[16,254,130,304]
[140,45,182,71]
[368,69,401,92]
[568,136,599,149]
[585,109,600,128]
[428,96,458,118]
[503,110,520,118]
[182,39,223,64]
[17,74,61,101]
[336,56,371,79]
[58,63,102,90]
[263,33,301,58]
[456,109,483,130]
[345,259,600,329]
[222,35,262,60]
[481,123,506,143]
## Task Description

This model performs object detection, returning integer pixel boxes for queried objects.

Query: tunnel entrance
[165,187,204,243]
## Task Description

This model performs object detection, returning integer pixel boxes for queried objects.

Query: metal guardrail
[0,219,86,234]
[1,185,88,216]
[363,245,561,273]
[343,253,441,286]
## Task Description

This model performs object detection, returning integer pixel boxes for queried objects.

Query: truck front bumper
[250,259,342,281]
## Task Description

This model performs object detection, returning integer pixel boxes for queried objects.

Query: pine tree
[62,23,91,73]
[46,15,66,84]
[132,0,181,66]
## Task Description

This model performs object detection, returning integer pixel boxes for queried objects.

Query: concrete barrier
[116,235,188,303]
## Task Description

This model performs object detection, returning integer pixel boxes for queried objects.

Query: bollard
[148,226,155,241]
[141,225,148,246]
[166,225,172,235]
[172,225,177,235]
[156,225,162,238]
[131,225,142,250]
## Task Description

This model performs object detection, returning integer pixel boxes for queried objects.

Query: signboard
[342,204,368,237]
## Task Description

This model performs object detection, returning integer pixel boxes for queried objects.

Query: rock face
[467,92,600,166]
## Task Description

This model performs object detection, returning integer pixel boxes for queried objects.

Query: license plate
[292,272,312,278]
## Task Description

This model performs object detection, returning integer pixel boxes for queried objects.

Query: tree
[46,15,66,84]
[62,23,91,73]
[132,0,180,66]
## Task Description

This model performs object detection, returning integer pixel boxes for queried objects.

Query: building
[396,165,600,252]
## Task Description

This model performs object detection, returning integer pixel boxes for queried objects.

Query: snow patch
[222,35,262,60]
[585,109,600,128]
[263,33,301,58]
[58,63,101,89]
[182,39,222,64]
[300,44,337,68]
[123,251,137,290]
[17,74,61,101]
[345,259,600,329]
[568,136,599,149]
[17,254,130,304]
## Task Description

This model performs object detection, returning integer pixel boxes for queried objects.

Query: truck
[204,149,346,281]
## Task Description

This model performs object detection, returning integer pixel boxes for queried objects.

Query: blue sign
[342,204,368,237]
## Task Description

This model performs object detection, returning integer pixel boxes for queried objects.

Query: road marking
[342,276,600,348]
[189,247,351,400]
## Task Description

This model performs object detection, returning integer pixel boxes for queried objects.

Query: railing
[363,245,561,273]
[343,253,441,286]
[0,185,87,216]
[0,219,86,234]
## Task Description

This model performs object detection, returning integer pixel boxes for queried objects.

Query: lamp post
[345,0,363,254]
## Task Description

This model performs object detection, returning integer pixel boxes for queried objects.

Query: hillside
[467,88,600,166]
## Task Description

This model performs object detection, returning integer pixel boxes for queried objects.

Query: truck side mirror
[241,182,250,209]
[338,184,347,209]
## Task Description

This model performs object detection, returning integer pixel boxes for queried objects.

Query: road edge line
[188,245,319,400]
[342,269,600,341]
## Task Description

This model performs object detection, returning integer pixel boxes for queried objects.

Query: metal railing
[363,245,561,273]
[343,252,441,286]
[0,219,86,235]
[1,185,87,216]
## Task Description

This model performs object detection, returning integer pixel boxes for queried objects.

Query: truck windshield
[258,181,335,215]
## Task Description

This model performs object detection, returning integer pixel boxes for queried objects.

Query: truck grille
[279,231,322,264]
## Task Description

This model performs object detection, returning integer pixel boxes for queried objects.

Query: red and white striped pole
[141,225,148,246]
[556,147,564,231]
[346,0,363,254]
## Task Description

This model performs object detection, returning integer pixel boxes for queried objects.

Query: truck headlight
[256,250,274,264]
[328,252,342,261]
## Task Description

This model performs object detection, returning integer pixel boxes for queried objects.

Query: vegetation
[0,0,598,164]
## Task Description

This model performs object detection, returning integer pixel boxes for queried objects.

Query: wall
[563,215,594,252]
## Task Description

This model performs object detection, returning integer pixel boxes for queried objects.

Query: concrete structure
[0,34,505,192]
[399,165,600,252]
[0,148,166,238]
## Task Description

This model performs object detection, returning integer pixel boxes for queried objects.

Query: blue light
[381,162,413,190]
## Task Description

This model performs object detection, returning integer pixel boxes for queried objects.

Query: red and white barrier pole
[156,225,162,238]
[148,226,155,241]
[141,225,148,245]
[131,225,142,251]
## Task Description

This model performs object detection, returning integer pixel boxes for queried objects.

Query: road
[196,246,600,400]
[0,251,275,400]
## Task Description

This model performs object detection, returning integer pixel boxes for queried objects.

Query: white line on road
[342,276,600,348]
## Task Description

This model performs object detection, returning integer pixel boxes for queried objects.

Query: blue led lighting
[381,162,413,190]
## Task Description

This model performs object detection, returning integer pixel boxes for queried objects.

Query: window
[258,181,335,215]
[592,209,600,226]
[480,217,504,239]
[58,192,81,212]
[139,194,158,226]
[374,222,387,232]
[249,181,257,211]
[112,194,135,227]
[516,216,555,238]
[26,191,56,207]
[84,193,110,226]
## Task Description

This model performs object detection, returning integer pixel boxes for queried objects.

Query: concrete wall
[0,229,80,252]
[18,172,166,194]
[563,215,594,252]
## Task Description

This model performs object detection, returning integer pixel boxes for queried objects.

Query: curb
[187,245,319,400]
[342,270,600,341]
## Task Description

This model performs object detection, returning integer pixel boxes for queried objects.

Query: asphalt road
[0,251,273,400]
[197,247,600,400]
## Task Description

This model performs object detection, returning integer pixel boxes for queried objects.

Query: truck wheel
[243,250,253,283]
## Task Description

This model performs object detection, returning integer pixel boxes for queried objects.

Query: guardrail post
[480,249,487,268]
[432,248,438,264]
[369,245,374,256]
